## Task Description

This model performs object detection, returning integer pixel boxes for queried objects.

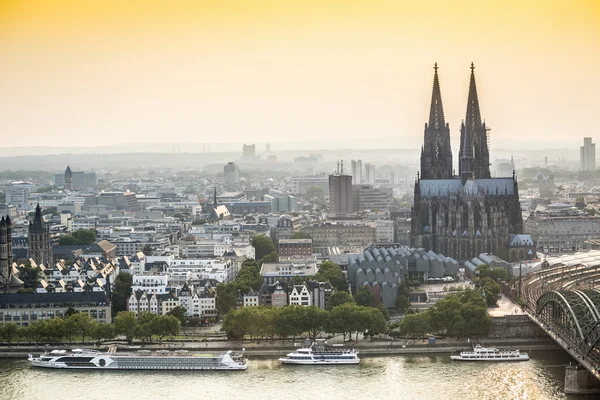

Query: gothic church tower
[459,63,490,180]
[420,63,453,179]
[28,204,53,266]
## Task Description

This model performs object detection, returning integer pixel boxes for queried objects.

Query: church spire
[465,62,482,133]
[428,62,446,130]
[459,63,490,180]
[419,63,453,180]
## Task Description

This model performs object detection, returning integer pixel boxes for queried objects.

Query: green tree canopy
[216,284,238,316]
[259,251,279,266]
[114,311,138,344]
[491,267,508,281]
[111,272,133,318]
[59,229,97,245]
[326,291,355,310]
[252,235,276,261]
[19,264,42,289]
[315,261,348,292]
[142,244,153,256]
[354,287,375,307]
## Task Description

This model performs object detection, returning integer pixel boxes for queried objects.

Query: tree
[258,251,278,266]
[315,261,348,292]
[65,307,79,318]
[354,287,375,307]
[475,264,491,279]
[476,278,502,307]
[90,323,115,343]
[167,306,187,324]
[19,264,42,289]
[0,323,19,343]
[114,311,138,344]
[400,313,430,339]
[59,229,97,245]
[66,313,94,343]
[300,306,326,340]
[491,267,508,281]
[377,303,390,321]
[305,187,325,201]
[111,272,133,317]
[216,284,238,316]
[291,232,312,240]
[142,244,153,256]
[326,291,355,310]
[274,306,305,343]
[395,295,411,312]
[252,236,276,261]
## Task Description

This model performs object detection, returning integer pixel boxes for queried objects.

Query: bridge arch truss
[536,289,600,362]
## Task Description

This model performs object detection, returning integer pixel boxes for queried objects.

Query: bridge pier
[565,364,600,394]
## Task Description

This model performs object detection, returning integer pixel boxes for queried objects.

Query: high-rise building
[364,163,376,184]
[351,160,363,184]
[496,157,515,177]
[411,63,530,261]
[580,137,596,171]
[28,204,53,266]
[224,162,240,184]
[328,161,353,214]
[242,144,256,158]
[5,181,34,209]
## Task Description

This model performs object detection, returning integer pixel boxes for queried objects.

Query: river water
[0,350,594,400]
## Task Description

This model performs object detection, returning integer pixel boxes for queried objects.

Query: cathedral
[28,204,53,266]
[0,215,23,292]
[410,64,532,262]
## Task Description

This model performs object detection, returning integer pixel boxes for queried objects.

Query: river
[0,351,595,400]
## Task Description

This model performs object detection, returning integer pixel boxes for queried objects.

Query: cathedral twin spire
[421,62,491,181]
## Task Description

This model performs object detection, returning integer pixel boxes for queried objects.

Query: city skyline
[1,0,599,148]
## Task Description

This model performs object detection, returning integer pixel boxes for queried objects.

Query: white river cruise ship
[279,339,360,365]
[450,344,529,362]
[28,346,248,370]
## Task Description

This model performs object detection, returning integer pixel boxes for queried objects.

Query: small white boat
[279,339,359,365]
[450,344,529,361]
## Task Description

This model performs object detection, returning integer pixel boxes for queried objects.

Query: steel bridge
[521,253,600,381]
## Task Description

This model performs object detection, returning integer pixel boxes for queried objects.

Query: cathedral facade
[410,64,530,262]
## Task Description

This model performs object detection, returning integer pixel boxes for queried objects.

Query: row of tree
[390,289,492,339]
[0,311,180,345]
[221,303,388,342]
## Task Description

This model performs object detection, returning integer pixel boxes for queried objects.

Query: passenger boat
[279,339,360,365]
[28,346,248,370]
[450,344,529,361]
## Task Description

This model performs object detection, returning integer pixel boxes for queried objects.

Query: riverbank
[0,337,560,358]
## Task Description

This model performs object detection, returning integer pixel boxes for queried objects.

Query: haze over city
[1,0,599,152]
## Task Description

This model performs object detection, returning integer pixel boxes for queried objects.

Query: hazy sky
[1,0,599,149]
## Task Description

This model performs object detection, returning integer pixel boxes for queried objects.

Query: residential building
[352,185,393,211]
[291,176,329,196]
[260,260,318,285]
[131,274,170,295]
[375,220,395,244]
[277,239,313,257]
[308,281,334,309]
[288,284,312,306]
[217,192,247,203]
[302,223,376,249]
[83,192,141,212]
[243,288,259,307]
[581,137,596,171]
[0,291,111,326]
[0,215,23,292]
[525,210,600,253]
